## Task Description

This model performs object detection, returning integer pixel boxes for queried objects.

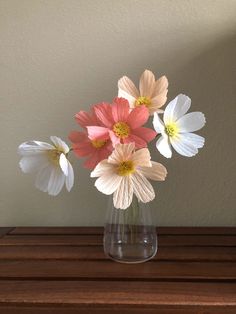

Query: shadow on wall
[153,33,236,226]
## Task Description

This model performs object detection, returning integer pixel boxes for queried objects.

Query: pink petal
[98,146,112,161]
[111,97,130,122]
[68,131,87,143]
[123,134,147,149]
[94,102,114,128]
[139,70,155,97]
[126,105,149,129]
[72,142,94,157]
[132,127,157,143]
[118,76,139,99]
[83,151,100,169]
[75,111,98,128]
[109,130,120,147]
[87,126,109,141]
[151,75,168,98]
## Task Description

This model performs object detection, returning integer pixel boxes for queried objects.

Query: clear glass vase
[103,196,157,263]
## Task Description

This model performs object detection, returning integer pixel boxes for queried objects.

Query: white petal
[131,148,151,167]
[156,135,172,158]
[50,136,69,154]
[118,89,136,108]
[94,173,122,195]
[19,155,49,173]
[35,165,53,192]
[59,153,68,176]
[113,176,133,209]
[66,161,74,192]
[91,160,114,177]
[164,94,191,124]
[18,141,53,156]
[176,112,206,133]
[47,167,65,196]
[108,143,135,164]
[131,171,155,203]
[181,133,205,149]
[170,135,198,157]
[153,112,165,133]
[139,161,167,181]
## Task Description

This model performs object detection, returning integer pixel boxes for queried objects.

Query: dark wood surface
[0,227,235,314]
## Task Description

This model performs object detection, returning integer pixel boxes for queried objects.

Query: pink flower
[118,69,168,115]
[87,97,157,149]
[69,107,112,169]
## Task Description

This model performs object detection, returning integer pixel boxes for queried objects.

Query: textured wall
[0,0,236,226]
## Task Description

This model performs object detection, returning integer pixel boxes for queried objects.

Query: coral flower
[118,69,168,115]
[69,106,113,169]
[153,94,206,158]
[91,143,167,209]
[18,136,74,196]
[88,97,157,149]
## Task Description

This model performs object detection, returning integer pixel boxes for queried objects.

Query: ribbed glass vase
[103,196,157,263]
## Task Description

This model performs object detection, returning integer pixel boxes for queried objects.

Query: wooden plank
[0,260,235,280]
[0,246,235,262]
[0,228,14,238]
[0,281,235,306]
[1,234,235,246]
[9,227,236,235]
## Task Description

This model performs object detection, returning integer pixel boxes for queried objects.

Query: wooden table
[0,227,235,313]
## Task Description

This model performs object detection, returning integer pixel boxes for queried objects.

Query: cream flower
[18,136,74,196]
[153,94,206,158]
[91,143,167,209]
[118,69,168,115]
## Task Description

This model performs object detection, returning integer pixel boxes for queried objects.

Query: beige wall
[0,0,235,226]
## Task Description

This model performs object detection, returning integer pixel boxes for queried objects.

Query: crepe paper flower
[153,94,206,158]
[75,107,101,129]
[91,143,167,209]
[118,69,168,115]
[18,136,74,196]
[88,97,157,149]
[69,130,113,169]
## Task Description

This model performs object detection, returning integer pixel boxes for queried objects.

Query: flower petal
[139,70,155,97]
[109,130,121,147]
[118,75,139,99]
[83,151,100,169]
[35,165,53,193]
[139,161,167,181]
[19,155,49,173]
[59,153,68,176]
[126,105,149,129]
[66,161,74,192]
[94,102,114,128]
[113,176,133,209]
[156,135,172,158]
[111,97,130,122]
[151,75,168,98]
[94,173,122,195]
[50,136,69,154]
[68,131,87,144]
[176,112,206,133]
[132,127,157,143]
[72,141,93,157]
[47,167,65,196]
[108,143,135,164]
[18,141,54,156]
[75,110,98,128]
[118,89,136,108]
[131,171,155,203]
[153,113,165,133]
[149,94,168,114]
[123,134,147,149]
[164,94,191,124]
[87,126,109,141]
[91,160,114,177]
[170,135,198,157]
[180,133,205,149]
[131,148,151,167]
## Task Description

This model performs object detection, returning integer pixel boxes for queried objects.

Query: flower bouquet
[18,70,206,263]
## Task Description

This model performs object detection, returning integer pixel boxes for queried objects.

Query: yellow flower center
[117,160,135,176]
[135,96,152,108]
[91,139,107,149]
[113,122,130,138]
[165,123,179,137]
[47,149,62,166]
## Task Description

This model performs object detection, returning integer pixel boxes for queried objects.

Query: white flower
[153,94,206,158]
[91,143,167,209]
[18,136,74,196]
